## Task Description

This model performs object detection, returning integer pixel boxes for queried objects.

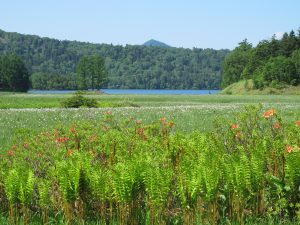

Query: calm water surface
[28,89,221,95]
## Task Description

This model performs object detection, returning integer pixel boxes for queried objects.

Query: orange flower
[89,135,98,142]
[263,109,276,118]
[61,137,69,143]
[23,143,29,149]
[168,121,175,127]
[137,128,145,135]
[286,146,293,153]
[274,122,280,129]
[231,124,239,130]
[8,150,15,157]
[295,121,300,127]
[235,132,242,138]
[55,137,70,143]
[70,127,76,133]
[160,117,167,122]
[67,149,73,156]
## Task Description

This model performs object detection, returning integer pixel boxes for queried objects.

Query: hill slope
[0,29,230,89]
[221,30,300,90]
[143,39,171,48]
[221,80,300,95]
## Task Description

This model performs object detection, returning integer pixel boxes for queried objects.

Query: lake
[28,89,221,95]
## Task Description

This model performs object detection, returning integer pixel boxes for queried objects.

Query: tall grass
[0,105,300,224]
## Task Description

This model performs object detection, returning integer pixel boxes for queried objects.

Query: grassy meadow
[1,92,300,108]
[1,92,300,150]
[1,92,300,225]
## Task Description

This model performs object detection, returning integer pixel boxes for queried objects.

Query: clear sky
[0,0,299,49]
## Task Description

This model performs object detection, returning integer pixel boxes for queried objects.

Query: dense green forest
[222,29,300,89]
[0,29,229,90]
[0,54,29,91]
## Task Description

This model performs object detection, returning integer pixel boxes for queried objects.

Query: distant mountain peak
[143,39,171,48]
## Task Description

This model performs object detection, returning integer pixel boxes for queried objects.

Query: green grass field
[1,92,300,108]
[1,92,300,224]
[1,92,300,150]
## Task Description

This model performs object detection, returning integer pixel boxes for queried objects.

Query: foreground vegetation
[0,106,300,224]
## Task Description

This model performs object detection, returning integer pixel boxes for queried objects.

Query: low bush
[61,93,98,108]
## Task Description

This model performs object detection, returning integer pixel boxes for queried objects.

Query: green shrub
[61,93,98,108]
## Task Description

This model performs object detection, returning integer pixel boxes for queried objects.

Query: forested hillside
[222,29,300,89]
[0,29,229,90]
[143,39,170,48]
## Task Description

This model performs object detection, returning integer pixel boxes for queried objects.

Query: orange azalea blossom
[263,109,276,118]
[231,124,239,130]
[274,122,280,129]
[286,146,293,153]
[296,121,300,127]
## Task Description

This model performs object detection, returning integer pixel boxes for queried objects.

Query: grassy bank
[221,80,300,95]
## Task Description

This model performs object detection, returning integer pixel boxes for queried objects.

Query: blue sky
[0,0,299,49]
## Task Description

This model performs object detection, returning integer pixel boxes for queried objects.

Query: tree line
[222,29,300,89]
[0,29,229,90]
[0,54,29,91]
[0,53,107,92]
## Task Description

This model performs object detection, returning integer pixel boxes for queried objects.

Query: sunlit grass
[1,92,300,108]
[1,92,300,149]
[1,103,300,150]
